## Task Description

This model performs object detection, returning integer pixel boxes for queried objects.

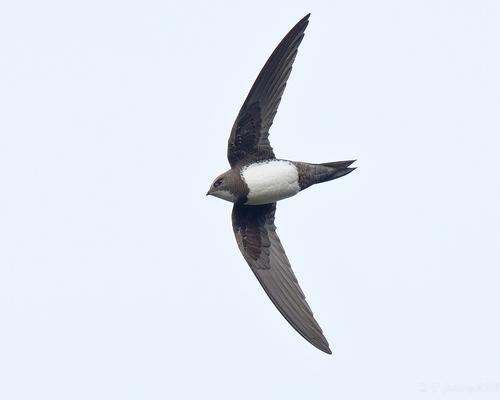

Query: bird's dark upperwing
[227,14,310,168]
[231,202,331,354]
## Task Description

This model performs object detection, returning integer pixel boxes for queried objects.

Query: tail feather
[320,160,356,169]
[331,167,356,180]
[317,159,356,182]
[297,160,356,190]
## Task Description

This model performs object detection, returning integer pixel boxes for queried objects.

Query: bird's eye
[213,179,223,188]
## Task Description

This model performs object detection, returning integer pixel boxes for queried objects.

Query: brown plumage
[207,14,355,354]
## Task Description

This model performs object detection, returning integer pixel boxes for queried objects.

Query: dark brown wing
[227,14,310,168]
[231,202,331,354]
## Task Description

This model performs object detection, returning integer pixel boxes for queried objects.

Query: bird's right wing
[231,202,331,354]
[227,14,310,168]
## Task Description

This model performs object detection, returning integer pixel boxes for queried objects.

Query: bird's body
[242,160,300,205]
[207,14,355,354]
[211,159,356,205]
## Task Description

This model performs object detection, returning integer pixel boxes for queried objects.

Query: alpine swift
[207,14,355,354]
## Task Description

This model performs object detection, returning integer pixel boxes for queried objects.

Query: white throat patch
[212,189,237,203]
[241,160,300,205]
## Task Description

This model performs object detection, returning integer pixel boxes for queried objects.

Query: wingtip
[316,343,332,355]
[309,335,332,354]
[295,13,310,28]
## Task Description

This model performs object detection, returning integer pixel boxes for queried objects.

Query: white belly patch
[241,160,300,205]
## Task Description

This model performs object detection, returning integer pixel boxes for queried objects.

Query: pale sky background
[1,1,499,399]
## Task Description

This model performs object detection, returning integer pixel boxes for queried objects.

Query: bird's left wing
[231,202,331,354]
[227,14,310,168]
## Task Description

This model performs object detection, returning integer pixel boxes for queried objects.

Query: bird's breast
[241,160,300,205]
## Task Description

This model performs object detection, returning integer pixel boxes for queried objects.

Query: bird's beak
[206,188,212,196]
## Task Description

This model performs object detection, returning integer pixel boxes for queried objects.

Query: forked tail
[320,159,356,180]
[297,159,356,190]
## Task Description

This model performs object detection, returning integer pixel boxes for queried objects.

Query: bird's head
[206,170,239,203]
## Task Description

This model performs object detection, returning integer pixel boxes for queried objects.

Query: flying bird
[207,14,355,354]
